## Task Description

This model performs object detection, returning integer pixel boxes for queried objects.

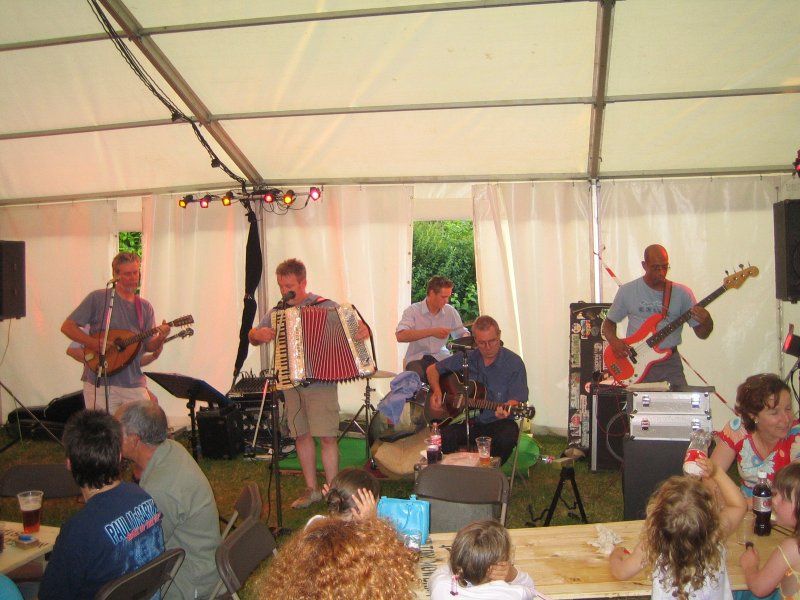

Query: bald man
[601,244,713,386]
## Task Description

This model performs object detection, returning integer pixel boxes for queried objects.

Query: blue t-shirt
[435,347,528,424]
[606,277,698,349]
[39,482,164,600]
[67,289,155,387]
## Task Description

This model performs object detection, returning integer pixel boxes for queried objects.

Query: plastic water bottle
[682,430,713,476]
[753,471,772,537]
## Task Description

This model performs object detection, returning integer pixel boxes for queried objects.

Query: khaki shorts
[83,382,150,414]
[283,384,340,438]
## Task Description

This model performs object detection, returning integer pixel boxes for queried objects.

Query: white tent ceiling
[1,0,798,205]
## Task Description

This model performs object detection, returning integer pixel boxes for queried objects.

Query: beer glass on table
[17,490,43,533]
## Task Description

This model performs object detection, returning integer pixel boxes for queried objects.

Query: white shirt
[428,564,537,600]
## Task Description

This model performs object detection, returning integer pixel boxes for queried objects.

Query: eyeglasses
[476,338,501,349]
[648,264,670,272]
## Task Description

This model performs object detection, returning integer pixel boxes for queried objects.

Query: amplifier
[628,413,712,441]
[590,385,627,471]
[628,388,712,415]
[623,438,686,519]
[197,406,244,459]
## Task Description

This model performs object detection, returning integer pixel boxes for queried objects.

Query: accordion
[271,304,376,390]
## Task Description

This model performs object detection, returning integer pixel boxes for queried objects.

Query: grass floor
[0,428,625,599]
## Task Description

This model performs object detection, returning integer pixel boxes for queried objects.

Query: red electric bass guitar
[603,266,758,385]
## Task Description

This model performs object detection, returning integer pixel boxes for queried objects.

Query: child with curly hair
[739,461,800,598]
[258,517,418,600]
[610,456,746,599]
[428,519,537,599]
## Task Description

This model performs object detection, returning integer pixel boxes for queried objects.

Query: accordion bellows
[272,304,376,390]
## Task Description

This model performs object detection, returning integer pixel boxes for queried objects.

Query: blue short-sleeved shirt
[435,347,528,424]
[606,277,698,349]
[396,300,468,366]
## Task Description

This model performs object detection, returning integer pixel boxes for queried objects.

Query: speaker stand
[525,460,588,526]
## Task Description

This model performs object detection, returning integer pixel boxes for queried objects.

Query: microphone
[275,290,295,308]
[107,277,120,286]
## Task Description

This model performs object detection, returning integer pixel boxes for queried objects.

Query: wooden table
[0,522,59,575]
[417,520,787,599]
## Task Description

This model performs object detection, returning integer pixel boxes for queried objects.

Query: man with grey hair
[116,401,221,599]
[62,251,171,412]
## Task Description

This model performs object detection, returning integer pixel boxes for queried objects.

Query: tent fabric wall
[139,194,254,422]
[473,182,593,433]
[0,201,116,418]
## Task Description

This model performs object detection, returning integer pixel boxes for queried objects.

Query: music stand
[145,372,229,460]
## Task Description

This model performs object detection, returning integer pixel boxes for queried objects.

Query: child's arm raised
[741,537,799,597]
[698,456,747,537]
[609,541,645,580]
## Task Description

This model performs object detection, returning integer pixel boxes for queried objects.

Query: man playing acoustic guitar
[61,252,170,413]
[602,244,714,387]
[425,315,529,464]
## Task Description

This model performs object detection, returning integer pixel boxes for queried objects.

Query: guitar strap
[661,281,673,318]
[134,294,144,331]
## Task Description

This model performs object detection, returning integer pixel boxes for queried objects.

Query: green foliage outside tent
[411,221,479,324]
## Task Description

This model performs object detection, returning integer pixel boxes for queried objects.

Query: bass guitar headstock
[723,265,759,290]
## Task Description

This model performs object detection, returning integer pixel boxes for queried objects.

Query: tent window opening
[412,220,478,324]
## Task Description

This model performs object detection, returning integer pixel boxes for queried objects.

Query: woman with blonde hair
[610,457,746,599]
[258,516,417,600]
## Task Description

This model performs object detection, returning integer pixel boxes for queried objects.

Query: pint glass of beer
[17,490,43,533]
[475,436,492,466]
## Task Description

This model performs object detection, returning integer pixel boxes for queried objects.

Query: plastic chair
[213,517,276,599]
[94,547,185,600]
[413,464,510,533]
[220,482,262,540]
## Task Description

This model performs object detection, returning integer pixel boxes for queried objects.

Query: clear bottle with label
[753,470,772,537]
[682,430,713,476]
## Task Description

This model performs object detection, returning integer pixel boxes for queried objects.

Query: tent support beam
[587,0,614,179]
[98,0,263,186]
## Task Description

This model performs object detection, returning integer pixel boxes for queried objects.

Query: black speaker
[590,385,627,471]
[0,241,25,320]
[622,438,686,520]
[774,199,800,302]
[197,406,244,459]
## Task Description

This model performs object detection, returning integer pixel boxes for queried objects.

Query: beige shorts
[83,382,150,414]
[283,384,340,438]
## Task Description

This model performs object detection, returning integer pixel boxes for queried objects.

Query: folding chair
[94,547,185,600]
[0,464,81,498]
[213,517,276,599]
[413,464,510,533]
[220,482,262,540]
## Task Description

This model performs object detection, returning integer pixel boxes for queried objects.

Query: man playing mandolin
[425,315,529,464]
[602,244,713,387]
[61,252,170,413]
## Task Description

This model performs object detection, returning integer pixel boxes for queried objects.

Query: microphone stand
[269,295,292,536]
[458,346,472,451]
[97,281,117,413]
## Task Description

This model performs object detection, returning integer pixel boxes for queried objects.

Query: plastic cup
[738,512,755,545]
[17,490,43,533]
[476,436,492,466]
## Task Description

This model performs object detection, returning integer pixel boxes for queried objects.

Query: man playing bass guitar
[426,315,529,464]
[602,244,714,387]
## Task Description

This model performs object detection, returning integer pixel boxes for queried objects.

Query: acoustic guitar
[425,371,536,426]
[84,315,194,375]
[603,265,758,385]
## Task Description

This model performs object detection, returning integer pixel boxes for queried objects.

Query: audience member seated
[116,400,222,599]
[711,373,800,501]
[258,517,417,600]
[39,410,164,600]
[306,467,380,528]
[429,519,536,599]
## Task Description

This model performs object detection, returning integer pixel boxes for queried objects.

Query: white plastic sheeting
[1,0,798,202]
